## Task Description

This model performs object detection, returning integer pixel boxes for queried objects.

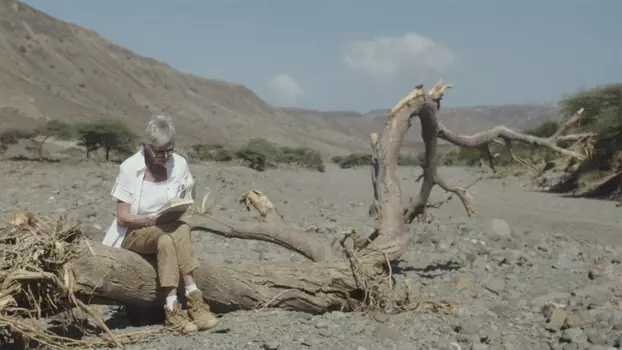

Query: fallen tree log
[67,83,454,314]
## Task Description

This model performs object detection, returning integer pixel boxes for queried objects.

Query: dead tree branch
[403,107,593,223]
[186,190,335,262]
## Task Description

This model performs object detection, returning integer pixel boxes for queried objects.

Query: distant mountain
[0,1,562,157]
[284,103,561,153]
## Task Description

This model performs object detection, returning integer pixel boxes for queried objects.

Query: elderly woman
[101,115,217,334]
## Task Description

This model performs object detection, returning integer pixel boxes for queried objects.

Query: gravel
[2,159,622,350]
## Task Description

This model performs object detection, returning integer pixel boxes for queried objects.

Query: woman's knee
[156,234,174,250]
[171,222,191,240]
[177,222,190,234]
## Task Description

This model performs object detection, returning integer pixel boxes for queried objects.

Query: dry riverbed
[1,159,622,350]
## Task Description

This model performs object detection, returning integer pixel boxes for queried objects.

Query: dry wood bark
[187,190,335,262]
[66,82,453,314]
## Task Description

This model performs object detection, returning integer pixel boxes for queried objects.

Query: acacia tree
[75,119,137,161]
[2,82,593,348]
[30,120,75,160]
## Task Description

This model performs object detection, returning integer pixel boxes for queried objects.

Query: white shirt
[101,147,195,248]
[136,180,170,216]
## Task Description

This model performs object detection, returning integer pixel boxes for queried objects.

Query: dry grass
[0,211,167,349]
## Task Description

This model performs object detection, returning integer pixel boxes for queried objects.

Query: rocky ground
[2,159,622,350]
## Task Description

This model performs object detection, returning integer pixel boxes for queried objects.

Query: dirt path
[1,160,622,349]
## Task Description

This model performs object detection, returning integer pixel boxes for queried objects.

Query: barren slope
[0,0,369,154]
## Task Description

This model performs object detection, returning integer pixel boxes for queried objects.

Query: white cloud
[342,32,457,83]
[267,74,303,106]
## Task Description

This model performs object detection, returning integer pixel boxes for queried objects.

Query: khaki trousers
[122,221,199,288]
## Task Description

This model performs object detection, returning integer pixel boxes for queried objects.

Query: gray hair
[145,115,175,148]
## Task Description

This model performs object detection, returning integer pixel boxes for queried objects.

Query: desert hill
[1,0,561,157]
[0,0,370,155]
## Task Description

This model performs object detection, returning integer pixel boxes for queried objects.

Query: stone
[485,278,506,294]
[490,218,511,237]
[560,328,586,344]
[541,303,554,319]
[373,324,406,343]
[546,309,567,330]
[456,279,469,291]
[263,341,280,350]
[315,320,330,329]
[531,292,571,308]
[565,309,598,328]
[588,268,603,280]
[372,311,390,323]
[587,332,609,345]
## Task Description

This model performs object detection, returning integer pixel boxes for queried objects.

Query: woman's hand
[117,200,159,228]
[144,215,158,227]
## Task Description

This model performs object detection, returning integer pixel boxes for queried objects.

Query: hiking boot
[186,290,219,330]
[164,301,198,334]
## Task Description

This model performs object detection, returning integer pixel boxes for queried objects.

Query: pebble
[485,278,506,294]
[263,341,280,350]
[490,218,512,237]
[566,309,598,328]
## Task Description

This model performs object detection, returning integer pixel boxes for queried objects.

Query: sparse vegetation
[190,137,326,172]
[191,143,234,162]
[0,120,75,160]
[331,152,372,168]
[0,128,34,154]
[331,152,422,169]
[1,119,137,162]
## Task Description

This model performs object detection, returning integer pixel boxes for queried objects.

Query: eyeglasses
[145,143,175,157]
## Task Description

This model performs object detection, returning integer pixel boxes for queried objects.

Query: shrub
[280,146,325,172]
[236,148,267,171]
[236,138,325,172]
[523,120,560,138]
[332,151,423,169]
[440,147,482,166]
[397,152,423,166]
[0,128,36,153]
[191,143,234,162]
[333,152,372,169]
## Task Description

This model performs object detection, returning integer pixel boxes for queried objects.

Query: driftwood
[0,81,593,348]
[69,83,455,315]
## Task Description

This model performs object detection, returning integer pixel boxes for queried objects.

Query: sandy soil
[1,160,622,350]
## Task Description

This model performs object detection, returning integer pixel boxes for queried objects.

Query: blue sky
[23,0,622,112]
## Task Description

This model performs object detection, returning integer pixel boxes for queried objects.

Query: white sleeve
[111,165,133,203]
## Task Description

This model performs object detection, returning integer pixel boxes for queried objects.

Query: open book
[154,181,196,216]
